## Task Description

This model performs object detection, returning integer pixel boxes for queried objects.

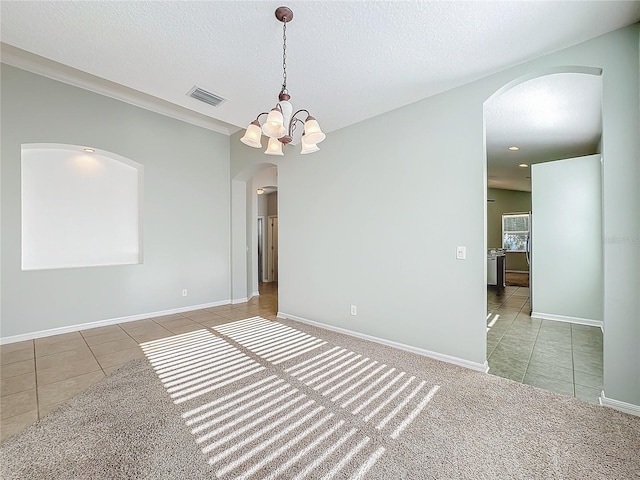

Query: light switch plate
[456,246,466,260]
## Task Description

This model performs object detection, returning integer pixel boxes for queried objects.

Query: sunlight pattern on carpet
[212,317,327,364]
[141,319,440,479]
[141,329,265,404]
[285,346,441,438]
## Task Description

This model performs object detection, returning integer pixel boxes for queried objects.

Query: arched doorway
[231,162,278,316]
[483,68,604,404]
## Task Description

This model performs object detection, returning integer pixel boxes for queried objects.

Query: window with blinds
[502,213,529,252]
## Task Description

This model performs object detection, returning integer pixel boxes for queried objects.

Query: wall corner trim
[277,311,489,373]
[600,392,640,417]
[0,300,232,344]
[531,312,603,329]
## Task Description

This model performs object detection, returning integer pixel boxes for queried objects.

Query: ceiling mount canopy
[274,6,293,23]
[241,6,326,156]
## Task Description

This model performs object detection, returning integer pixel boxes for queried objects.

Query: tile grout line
[35,332,108,420]
[82,324,146,375]
[493,289,602,402]
[486,287,523,363]
[487,287,536,384]
[80,329,108,378]
[32,340,41,420]
[518,298,539,383]
[0,342,37,440]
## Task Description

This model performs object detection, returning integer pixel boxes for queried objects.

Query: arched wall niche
[21,143,143,270]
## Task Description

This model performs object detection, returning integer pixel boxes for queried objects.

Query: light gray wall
[230,25,639,405]
[278,84,487,364]
[1,65,231,337]
[599,24,640,407]
[231,180,247,302]
[531,155,603,323]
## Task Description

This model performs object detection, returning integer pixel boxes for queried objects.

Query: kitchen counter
[487,249,505,287]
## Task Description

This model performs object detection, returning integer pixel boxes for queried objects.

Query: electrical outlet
[182,289,188,297]
[350,305,357,316]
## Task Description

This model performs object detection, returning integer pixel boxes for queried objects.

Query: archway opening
[231,162,279,317]
[483,68,604,404]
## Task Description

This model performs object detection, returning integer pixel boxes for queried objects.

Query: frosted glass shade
[303,118,326,144]
[262,109,286,138]
[240,122,263,148]
[265,137,284,156]
[300,135,320,154]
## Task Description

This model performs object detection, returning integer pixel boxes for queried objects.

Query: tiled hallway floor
[0,283,279,443]
[487,286,603,404]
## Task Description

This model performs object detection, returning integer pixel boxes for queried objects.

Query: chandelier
[240,6,326,155]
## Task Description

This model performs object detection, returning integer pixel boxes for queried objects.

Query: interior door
[267,216,278,282]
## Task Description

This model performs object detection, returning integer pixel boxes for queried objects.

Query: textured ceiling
[485,73,603,192]
[1,1,638,190]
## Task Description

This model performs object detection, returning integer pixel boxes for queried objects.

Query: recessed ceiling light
[83,148,95,153]
[508,146,520,151]
[519,163,528,168]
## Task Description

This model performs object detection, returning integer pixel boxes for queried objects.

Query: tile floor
[1,282,604,444]
[487,285,603,404]
[0,283,278,444]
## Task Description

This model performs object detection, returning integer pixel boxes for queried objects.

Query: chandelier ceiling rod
[279,6,289,95]
[240,6,326,156]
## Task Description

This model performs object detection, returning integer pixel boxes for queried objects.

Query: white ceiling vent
[187,86,226,107]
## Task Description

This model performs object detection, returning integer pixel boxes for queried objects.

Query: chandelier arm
[255,112,270,123]
[287,109,310,135]
[290,117,305,137]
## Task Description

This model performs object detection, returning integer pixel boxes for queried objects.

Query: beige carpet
[1,316,639,479]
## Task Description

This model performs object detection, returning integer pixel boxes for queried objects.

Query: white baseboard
[531,311,603,329]
[277,311,489,373]
[251,291,260,298]
[600,392,640,416]
[231,297,248,305]
[0,299,231,345]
